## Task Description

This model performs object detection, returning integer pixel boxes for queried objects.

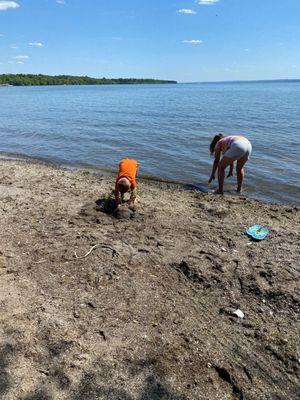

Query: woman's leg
[216,156,234,194]
[236,155,248,193]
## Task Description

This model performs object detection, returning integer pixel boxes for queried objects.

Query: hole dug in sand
[113,205,134,220]
[95,197,137,220]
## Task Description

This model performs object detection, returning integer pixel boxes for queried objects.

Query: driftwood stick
[74,244,118,260]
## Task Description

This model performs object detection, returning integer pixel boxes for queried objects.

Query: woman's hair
[209,134,224,154]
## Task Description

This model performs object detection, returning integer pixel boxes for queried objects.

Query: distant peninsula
[0,74,177,86]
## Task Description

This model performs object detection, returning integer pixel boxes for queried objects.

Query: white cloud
[196,0,219,5]
[182,39,203,45]
[29,42,43,47]
[0,1,19,11]
[10,44,18,49]
[6,60,24,64]
[56,0,66,4]
[14,55,29,59]
[177,9,197,15]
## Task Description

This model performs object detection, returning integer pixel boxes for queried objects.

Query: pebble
[77,353,89,360]
[99,330,107,340]
[39,369,49,376]
[86,300,97,309]
[232,309,245,319]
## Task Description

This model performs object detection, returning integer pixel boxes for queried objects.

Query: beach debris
[220,307,245,319]
[33,259,47,264]
[74,244,101,259]
[221,247,227,252]
[232,309,245,319]
[39,369,50,376]
[102,191,114,212]
[86,300,97,309]
[99,330,107,340]
[74,244,117,259]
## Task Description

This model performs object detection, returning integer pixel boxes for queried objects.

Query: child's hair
[117,177,131,194]
[210,134,224,154]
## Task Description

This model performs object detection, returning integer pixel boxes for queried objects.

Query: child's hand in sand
[128,200,136,210]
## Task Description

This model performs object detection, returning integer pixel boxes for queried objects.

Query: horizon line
[180,78,300,84]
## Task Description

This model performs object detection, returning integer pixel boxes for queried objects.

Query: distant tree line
[0,74,177,86]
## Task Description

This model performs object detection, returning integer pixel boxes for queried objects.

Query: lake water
[0,82,299,205]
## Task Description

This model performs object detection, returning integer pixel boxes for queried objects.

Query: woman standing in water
[208,134,252,194]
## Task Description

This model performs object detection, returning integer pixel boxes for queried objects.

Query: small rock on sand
[233,309,245,319]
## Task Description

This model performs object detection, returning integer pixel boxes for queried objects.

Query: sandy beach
[0,159,299,400]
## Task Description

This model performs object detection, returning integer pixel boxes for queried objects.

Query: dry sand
[0,160,299,400]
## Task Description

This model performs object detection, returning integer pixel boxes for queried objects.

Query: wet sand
[0,160,299,400]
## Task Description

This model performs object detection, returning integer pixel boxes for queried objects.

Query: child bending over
[115,158,139,208]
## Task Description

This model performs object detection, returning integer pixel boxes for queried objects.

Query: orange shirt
[116,159,139,189]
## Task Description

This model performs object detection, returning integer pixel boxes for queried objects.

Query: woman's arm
[209,147,221,183]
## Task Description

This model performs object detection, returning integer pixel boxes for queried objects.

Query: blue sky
[0,0,299,82]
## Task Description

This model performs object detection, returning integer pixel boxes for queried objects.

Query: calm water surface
[0,82,299,204]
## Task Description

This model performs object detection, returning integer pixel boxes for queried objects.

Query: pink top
[217,135,246,154]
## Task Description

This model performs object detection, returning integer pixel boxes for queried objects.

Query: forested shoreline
[0,74,177,86]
